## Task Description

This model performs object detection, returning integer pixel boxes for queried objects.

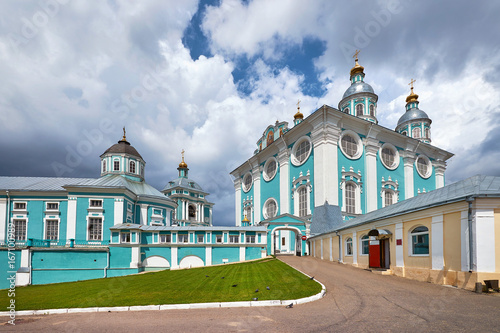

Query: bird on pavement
[286,303,293,309]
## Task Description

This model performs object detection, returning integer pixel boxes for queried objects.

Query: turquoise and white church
[1,54,457,288]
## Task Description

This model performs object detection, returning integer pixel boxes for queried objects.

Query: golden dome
[350,50,364,77]
[178,149,188,168]
[406,79,419,103]
[294,99,304,120]
[242,215,250,222]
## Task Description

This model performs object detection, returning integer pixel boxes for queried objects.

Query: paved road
[2,256,500,332]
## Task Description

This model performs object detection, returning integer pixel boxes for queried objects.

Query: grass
[1,258,322,311]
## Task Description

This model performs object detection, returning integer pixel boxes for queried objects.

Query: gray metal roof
[0,177,94,192]
[110,224,267,232]
[342,81,375,99]
[100,139,143,159]
[163,177,204,192]
[310,202,344,235]
[396,107,431,127]
[333,175,500,232]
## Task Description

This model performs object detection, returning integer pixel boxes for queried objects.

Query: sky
[0,0,499,226]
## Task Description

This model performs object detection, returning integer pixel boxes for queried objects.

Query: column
[431,215,444,270]
[475,209,495,272]
[140,204,148,225]
[352,231,358,265]
[239,246,245,262]
[434,160,447,188]
[171,246,178,269]
[278,149,290,214]
[460,210,470,272]
[234,178,242,226]
[130,246,141,268]
[403,152,416,199]
[395,223,404,267]
[114,198,124,225]
[364,139,379,213]
[205,246,212,266]
[253,167,261,222]
[312,125,340,206]
[66,197,77,240]
[320,238,323,260]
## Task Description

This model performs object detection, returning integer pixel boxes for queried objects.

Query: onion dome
[350,54,364,77]
[396,80,432,143]
[293,99,304,125]
[242,215,249,222]
[179,150,188,169]
[177,150,189,178]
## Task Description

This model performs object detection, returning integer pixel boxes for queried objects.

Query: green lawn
[1,258,322,311]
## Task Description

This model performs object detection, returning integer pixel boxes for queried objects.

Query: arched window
[416,156,431,178]
[129,161,136,174]
[424,128,430,138]
[360,235,369,255]
[263,198,278,219]
[356,103,364,116]
[266,131,274,146]
[113,160,120,171]
[188,205,196,220]
[346,237,353,255]
[345,183,356,214]
[102,160,106,173]
[263,158,277,181]
[412,127,421,139]
[292,137,311,165]
[243,173,253,192]
[344,107,350,114]
[381,147,396,169]
[341,134,359,159]
[298,186,308,217]
[369,104,375,116]
[401,131,407,136]
[410,226,429,255]
[384,191,393,207]
[244,206,252,224]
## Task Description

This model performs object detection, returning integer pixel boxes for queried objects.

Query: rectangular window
[160,234,171,243]
[282,237,286,246]
[88,218,102,240]
[153,208,162,216]
[246,235,256,244]
[299,187,307,217]
[114,160,120,171]
[14,220,26,241]
[412,234,429,255]
[197,235,204,243]
[229,235,239,243]
[178,234,188,243]
[216,235,222,243]
[361,238,369,255]
[120,233,130,243]
[14,202,26,210]
[47,202,59,210]
[90,200,103,207]
[45,220,59,240]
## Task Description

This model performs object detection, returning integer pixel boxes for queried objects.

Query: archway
[179,255,204,269]
[142,255,170,271]
[271,226,304,256]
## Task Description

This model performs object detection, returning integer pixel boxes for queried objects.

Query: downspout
[336,231,341,262]
[467,197,476,272]
[104,248,109,278]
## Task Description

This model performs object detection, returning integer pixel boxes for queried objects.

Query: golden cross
[122,126,126,140]
[181,149,185,161]
[353,49,360,60]
[409,78,416,89]
[297,99,301,110]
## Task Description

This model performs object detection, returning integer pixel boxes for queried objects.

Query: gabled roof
[332,175,500,233]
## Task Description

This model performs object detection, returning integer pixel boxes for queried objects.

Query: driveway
[2,256,500,332]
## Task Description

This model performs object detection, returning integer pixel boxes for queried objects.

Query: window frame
[120,232,131,243]
[263,197,278,219]
[229,235,239,244]
[102,159,107,173]
[412,127,421,139]
[345,237,353,256]
[178,234,189,243]
[160,234,171,243]
[216,235,223,243]
[242,172,253,193]
[415,155,432,179]
[89,199,103,208]
[291,136,312,166]
[356,103,364,116]
[339,130,362,160]
[88,217,103,241]
[345,182,356,214]
[246,235,256,244]
[409,225,430,256]
[13,202,27,210]
[369,104,375,116]
[263,157,278,181]
[113,159,120,171]
[129,160,136,174]
[379,143,400,170]
[298,186,308,217]
[46,202,59,211]
[197,234,204,243]
[45,219,59,240]
[360,235,369,255]
[14,219,27,241]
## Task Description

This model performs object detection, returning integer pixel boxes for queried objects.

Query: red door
[369,240,381,268]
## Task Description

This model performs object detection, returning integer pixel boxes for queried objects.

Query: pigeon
[255,289,259,292]
[221,277,225,279]
[309,276,314,280]
[232,284,237,287]
[205,275,209,277]
[266,286,270,290]
[252,297,258,301]
[286,303,293,309]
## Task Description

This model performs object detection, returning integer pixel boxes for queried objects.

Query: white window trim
[88,198,103,209]
[359,235,369,256]
[291,135,312,166]
[339,130,363,160]
[242,172,253,193]
[379,143,400,170]
[340,178,362,215]
[13,218,28,241]
[159,234,172,244]
[263,156,278,182]
[293,184,312,217]
[263,197,279,219]
[120,232,131,244]
[415,155,432,179]
[113,158,121,172]
[408,225,430,257]
[43,217,60,241]
[86,215,104,241]
[229,235,239,244]
[45,202,60,212]
[345,237,353,256]
[12,201,27,212]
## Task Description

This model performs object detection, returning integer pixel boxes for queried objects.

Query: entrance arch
[179,255,204,269]
[368,229,392,269]
[271,226,304,256]
[142,255,170,270]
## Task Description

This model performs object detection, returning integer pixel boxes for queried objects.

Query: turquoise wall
[337,136,366,215]
[245,246,261,260]
[178,247,205,263]
[109,247,131,268]
[289,136,314,216]
[376,145,406,207]
[260,155,281,220]
[0,249,21,289]
[212,247,239,265]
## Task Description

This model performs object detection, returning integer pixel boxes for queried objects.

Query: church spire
[293,99,304,125]
[178,150,189,178]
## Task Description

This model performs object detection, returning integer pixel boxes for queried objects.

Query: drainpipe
[467,197,476,272]
[336,231,341,262]
[104,248,110,278]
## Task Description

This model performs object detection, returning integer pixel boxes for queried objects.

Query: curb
[1,260,326,317]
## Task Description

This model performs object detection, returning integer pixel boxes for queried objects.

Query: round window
[415,155,431,179]
[379,143,399,170]
[242,173,253,192]
[264,198,278,219]
[263,158,277,181]
[291,136,312,166]
[339,130,362,159]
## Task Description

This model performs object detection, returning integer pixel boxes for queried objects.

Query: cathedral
[231,53,452,254]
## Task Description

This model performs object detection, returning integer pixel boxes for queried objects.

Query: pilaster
[0,198,6,242]
[278,148,290,214]
[475,209,495,272]
[114,198,124,225]
[434,160,447,189]
[403,151,416,199]
[431,214,444,270]
[252,167,261,222]
[234,178,242,226]
[364,139,379,213]
[66,197,77,240]
[395,223,404,267]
